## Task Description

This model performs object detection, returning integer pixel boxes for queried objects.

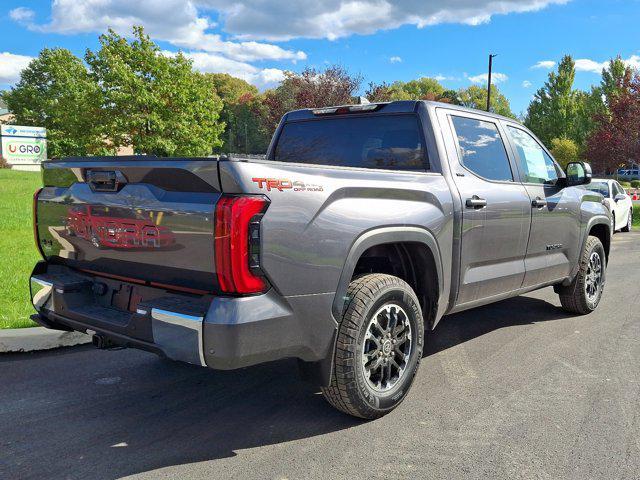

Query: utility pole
[486,54,497,112]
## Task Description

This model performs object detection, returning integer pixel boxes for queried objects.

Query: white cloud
[574,58,607,73]
[574,55,640,74]
[389,56,402,63]
[15,0,305,63]
[625,55,640,70]
[200,0,569,41]
[531,60,556,69]
[468,72,508,84]
[522,80,532,88]
[14,0,569,43]
[0,52,33,84]
[169,51,285,89]
[9,7,35,23]
[432,74,459,82]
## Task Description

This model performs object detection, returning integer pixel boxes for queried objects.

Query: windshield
[585,181,610,197]
[273,114,427,170]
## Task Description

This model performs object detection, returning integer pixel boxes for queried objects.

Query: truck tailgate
[35,158,221,293]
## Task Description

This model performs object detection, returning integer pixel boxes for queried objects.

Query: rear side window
[273,114,428,170]
[450,116,513,182]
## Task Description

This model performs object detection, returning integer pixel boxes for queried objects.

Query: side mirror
[614,193,626,202]
[565,161,592,186]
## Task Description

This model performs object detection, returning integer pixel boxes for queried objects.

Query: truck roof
[284,100,519,124]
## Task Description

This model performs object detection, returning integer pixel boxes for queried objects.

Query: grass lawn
[0,169,41,328]
[634,204,640,228]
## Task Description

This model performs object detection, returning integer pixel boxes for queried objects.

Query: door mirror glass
[565,162,592,186]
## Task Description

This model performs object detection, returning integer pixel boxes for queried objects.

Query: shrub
[620,181,632,188]
[0,156,8,169]
[631,180,640,188]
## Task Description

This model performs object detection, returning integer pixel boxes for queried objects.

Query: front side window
[273,114,427,170]
[450,116,513,182]
[507,126,560,184]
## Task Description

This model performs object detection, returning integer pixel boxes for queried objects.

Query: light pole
[487,54,497,112]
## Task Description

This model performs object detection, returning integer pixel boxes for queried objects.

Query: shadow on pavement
[426,295,569,357]
[1,294,568,479]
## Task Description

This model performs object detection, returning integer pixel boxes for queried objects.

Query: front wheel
[622,209,632,232]
[558,236,606,314]
[321,274,424,419]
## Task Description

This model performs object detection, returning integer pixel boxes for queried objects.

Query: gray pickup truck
[31,100,611,419]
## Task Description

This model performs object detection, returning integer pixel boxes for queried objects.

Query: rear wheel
[622,209,632,232]
[321,274,424,419]
[558,236,606,314]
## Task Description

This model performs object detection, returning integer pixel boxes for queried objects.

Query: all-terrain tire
[558,236,606,315]
[321,274,424,419]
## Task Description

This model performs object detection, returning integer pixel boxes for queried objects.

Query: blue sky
[1,0,639,114]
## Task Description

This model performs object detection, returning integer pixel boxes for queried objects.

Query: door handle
[532,197,547,208]
[465,195,487,209]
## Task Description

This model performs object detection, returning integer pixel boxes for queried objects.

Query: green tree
[85,27,224,156]
[525,55,578,145]
[549,137,579,168]
[2,48,104,157]
[400,77,445,99]
[365,77,459,103]
[600,56,633,108]
[209,73,258,102]
[457,84,514,117]
[207,74,266,153]
[225,92,272,154]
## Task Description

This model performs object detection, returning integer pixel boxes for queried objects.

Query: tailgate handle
[87,170,126,192]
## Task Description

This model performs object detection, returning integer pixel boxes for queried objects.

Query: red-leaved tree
[260,66,362,133]
[587,73,640,173]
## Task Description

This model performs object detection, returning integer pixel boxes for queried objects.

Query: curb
[0,327,91,353]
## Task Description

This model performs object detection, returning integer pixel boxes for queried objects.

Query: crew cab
[30,101,611,419]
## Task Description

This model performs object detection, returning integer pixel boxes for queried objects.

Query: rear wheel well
[352,242,438,328]
[588,223,610,261]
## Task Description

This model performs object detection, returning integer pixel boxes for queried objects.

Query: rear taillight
[33,188,44,259]
[214,195,269,294]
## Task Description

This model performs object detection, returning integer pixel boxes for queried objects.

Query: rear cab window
[272,114,428,171]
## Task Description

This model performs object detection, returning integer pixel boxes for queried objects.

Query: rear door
[502,123,576,287]
[438,109,531,306]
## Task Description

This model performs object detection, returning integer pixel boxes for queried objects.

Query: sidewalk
[0,327,90,353]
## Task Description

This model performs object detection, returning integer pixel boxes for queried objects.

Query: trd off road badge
[252,177,323,192]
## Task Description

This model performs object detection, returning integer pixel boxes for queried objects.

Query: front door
[503,124,576,287]
[441,111,532,306]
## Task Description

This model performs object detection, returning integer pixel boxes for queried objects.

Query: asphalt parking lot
[1,232,639,480]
